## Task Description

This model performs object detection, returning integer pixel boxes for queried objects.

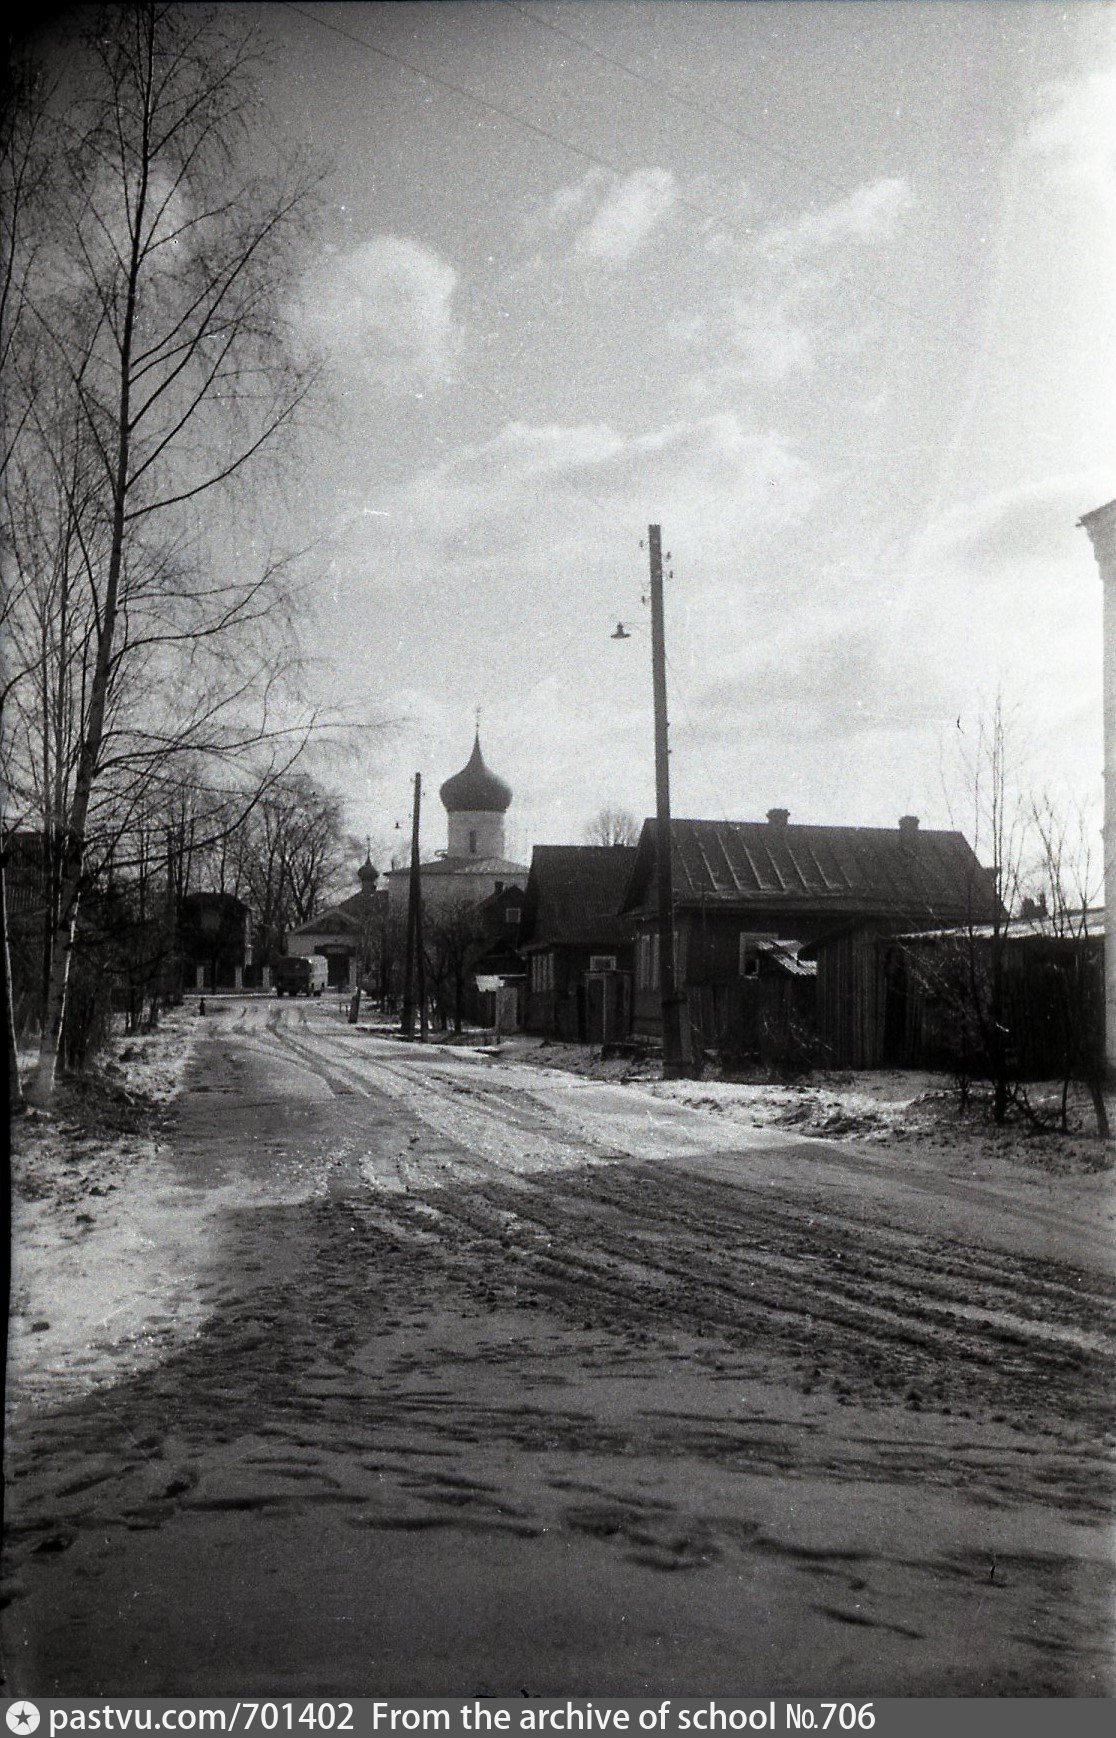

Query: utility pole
[648,524,686,1079]
[401,773,425,1040]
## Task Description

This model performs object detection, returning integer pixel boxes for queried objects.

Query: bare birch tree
[1030,792,1108,1136]
[2,5,323,1098]
[584,804,640,848]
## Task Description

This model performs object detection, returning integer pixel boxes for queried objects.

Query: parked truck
[274,955,329,997]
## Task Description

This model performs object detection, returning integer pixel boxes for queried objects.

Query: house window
[739,934,762,978]
[589,954,617,973]
[469,829,477,854]
[505,906,519,925]
[636,932,660,992]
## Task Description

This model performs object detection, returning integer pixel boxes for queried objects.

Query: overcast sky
[195,3,1116,865]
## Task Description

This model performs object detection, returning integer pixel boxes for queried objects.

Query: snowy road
[4,999,1115,1696]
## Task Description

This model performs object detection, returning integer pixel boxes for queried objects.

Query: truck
[274,955,329,997]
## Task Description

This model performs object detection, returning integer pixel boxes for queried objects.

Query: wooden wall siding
[525,989,560,1035]
[816,931,883,1068]
[896,934,1104,1080]
[686,976,815,1066]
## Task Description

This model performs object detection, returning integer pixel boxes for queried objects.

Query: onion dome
[439,733,512,814]
[357,855,379,891]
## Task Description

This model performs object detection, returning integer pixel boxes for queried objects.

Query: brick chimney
[766,808,789,828]
[898,815,919,837]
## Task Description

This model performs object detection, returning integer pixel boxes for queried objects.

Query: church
[283,732,528,993]
[384,732,529,912]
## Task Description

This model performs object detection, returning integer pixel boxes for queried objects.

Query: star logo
[6,1707,40,1736]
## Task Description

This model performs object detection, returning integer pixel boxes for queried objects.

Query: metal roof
[624,818,997,926]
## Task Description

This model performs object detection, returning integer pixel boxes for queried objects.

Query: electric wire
[501,0,852,198]
[287,0,979,365]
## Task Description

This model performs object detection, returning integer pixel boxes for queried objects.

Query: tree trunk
[1088,1078,1111,1140]
[31,893,77,1099]
[1,844,22,1112]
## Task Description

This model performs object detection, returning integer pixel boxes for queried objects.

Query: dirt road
[5,999,1115,1696]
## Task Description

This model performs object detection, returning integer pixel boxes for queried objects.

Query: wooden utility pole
[648,524,686,1079]
[401,773,425,1040]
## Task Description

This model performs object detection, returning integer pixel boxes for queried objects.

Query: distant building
[178,891,253,992]
[519,844,637,1042]
[1079,496,1116,1077]
[286,856,387,990]
[384,733,529,914]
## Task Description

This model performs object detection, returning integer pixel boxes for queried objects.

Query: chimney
[898,815,920,838]
[766,808,789,828]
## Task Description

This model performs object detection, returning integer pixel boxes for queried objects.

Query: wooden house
[623,811,997,1066]
[178,891,254,991]
[519,845,637,1042]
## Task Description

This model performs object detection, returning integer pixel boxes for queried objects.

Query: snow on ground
[9,1008,206,1411]
[497,1033,1115,1175]
[11,1004,1115,1414]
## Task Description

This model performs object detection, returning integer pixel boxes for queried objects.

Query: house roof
[384,855,529,880]
[519,845,637,950]
[439,733,513,814]
[894,906,1104,944]
[623,818,997,927]
[288,887,387,938]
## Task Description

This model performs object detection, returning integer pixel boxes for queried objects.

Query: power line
[285,2,715,219]
[285,2,977,369]
[285,4,835,252]
[502,0,852,200]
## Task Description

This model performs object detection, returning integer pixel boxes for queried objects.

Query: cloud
[418,412,814,529]
[908,473,1112,578]
[688,470,1110,784]
[761,177,915,260]
[1025,59,1116,215]
[304,235,461,389]
[730,295,816,383]
[707,177,915,385]
[701,624,953,742]
[549,167,678,264]
[888,475,1109,774]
